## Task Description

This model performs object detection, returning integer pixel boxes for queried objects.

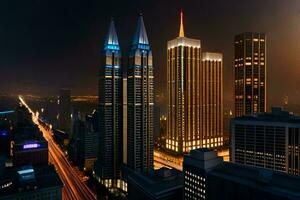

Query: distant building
[12,105,48,167]
[234,32,266,117]
[12,138,48,167]
[0,165,63,200]
[184,148,300,200]
[231,107,300,175]
[58,88,71,132]
[127,167,183,200]
[127,15,154,172]
[69,112,98,171]
[0,110,14,156]
[167,12,201,153]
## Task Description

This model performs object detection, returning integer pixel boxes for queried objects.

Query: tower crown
[104,19,120,50]
[132,15,149,49]
[179,11,184,37]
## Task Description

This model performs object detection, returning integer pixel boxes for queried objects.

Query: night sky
[1,0,300,110]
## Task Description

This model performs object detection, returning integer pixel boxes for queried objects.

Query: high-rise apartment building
[167,12,201,153]
[94,19,123,188]
[127,15,154,172]
[234,32,266,117]
[231,107,300,175]
[201,52,224,148]
[58,88,71,132]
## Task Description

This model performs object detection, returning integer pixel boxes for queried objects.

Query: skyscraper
[166,12,201,153]
[127,15,154,172]
[234,32,266,117]
[201,53,224,148]
[94,19,123,187]
[58,88,71,132]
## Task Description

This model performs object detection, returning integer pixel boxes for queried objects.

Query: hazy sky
[1,0,300,109]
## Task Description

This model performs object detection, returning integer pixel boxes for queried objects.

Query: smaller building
[69,112,98,171]
[231,107,300,175]
[127,167,183,200]
[58,88,71,133]
[13,138,48,167]
[183,149,222,200]
[0,165,63,200]
[183,148,300,200]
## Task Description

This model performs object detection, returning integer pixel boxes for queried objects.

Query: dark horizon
[1,0,300,109]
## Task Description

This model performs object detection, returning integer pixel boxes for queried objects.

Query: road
[19,96,96,200]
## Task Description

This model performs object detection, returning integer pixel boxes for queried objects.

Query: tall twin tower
[94,15,153,189]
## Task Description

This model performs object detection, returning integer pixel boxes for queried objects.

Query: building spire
[179,10,184,37]
[104,18,120,50]
[133,14,149,45]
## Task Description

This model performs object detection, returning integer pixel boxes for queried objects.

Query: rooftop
[208,162,300,198]
[128,167,183,196]
[233,107,300,124]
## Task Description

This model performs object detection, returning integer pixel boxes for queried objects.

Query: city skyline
[2,0,300,109]
[1,1,300,199]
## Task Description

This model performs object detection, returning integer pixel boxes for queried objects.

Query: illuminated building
[58,88,71,132]
[167,11,201,153]
[166,13,223,153]
[94,19,124,189]
[127,15,154,172]
[231,107,300,175]
[201,52,224,148]
[0,165,63,200]
[12,105,48,167]
[234,32,266,117]
[184,148,300,200]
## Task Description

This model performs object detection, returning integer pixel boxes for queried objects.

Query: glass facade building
[94,19,123,187]
[234,32,266,117]
[127,15,154,172]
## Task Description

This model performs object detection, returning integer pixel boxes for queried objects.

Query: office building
[234,32,266,117]
[0,165,63,200]
[201,52,224,148]
[58,88,71,132]
[167,11,201,153]
[127,15,154,172]
[94,19,123,188]
[231,107,300,175]
[127,167,183,200]
[183,148,300,200]
[183,149,223,200]
[167,13,223,153]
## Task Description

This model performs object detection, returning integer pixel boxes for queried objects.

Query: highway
[19,96,96,200]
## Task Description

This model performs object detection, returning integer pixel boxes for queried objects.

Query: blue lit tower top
[104,19,120,51]
[132,14,150,50]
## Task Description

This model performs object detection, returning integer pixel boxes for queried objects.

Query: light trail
[19,95,96,200]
